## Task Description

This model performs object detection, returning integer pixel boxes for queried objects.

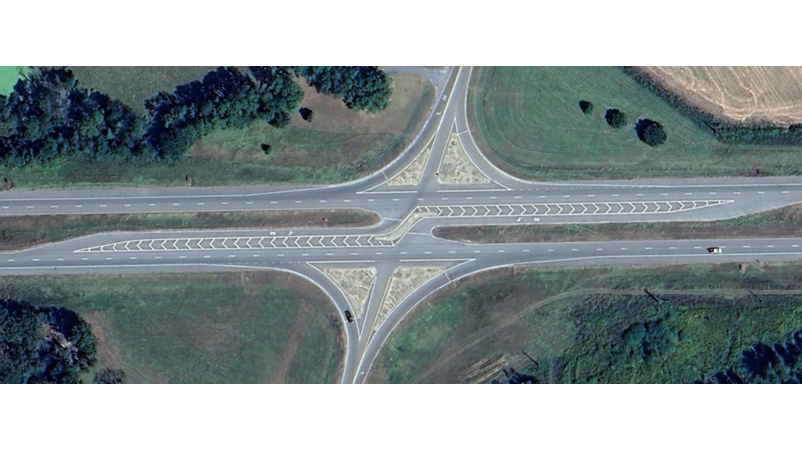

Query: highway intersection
[5,67,802,383]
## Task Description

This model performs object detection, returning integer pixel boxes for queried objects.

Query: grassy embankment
[433,203,802,244]
[467,67,802,180]
[0,209,378,252]
[0,271,344,383]
[368,263,802,384]
[1,68,435,189]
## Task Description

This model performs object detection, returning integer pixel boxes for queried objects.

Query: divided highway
[4,66,802,383]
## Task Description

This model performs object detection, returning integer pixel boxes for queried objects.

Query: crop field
[1,70,434,189]
[0,66,30,96]
[433,203,802,244]
[0,271,344,383]
[467,67,802,180]
[0,209,378,251]
[368,263,802,383]
[640,66,802,125]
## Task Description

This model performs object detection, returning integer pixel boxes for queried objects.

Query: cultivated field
[433,203,802,244]
[0,66,30,96]
[640,67,802,125]
[468,67,802,180]
[0,209,378,251]
[0,272,344,383]
[1,69,434,189]
[368,263,802,383]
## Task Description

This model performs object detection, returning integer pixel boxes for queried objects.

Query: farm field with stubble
[0,272,345,383]
[467,67,802,180]
[368,263,802,384]
[2,68,434,189]
[639,66,802,125]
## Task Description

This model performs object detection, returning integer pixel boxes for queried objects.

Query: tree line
[0,66,394,166]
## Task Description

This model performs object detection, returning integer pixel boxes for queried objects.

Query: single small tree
[635,119,667,147]
[579,100,594,115]
[299,107,314,122]
[605,108,627,128]
[93,368,127,384]
[260,143,272,155]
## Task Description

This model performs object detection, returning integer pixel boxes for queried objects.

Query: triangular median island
[387,136,433,186]
[437,122,490,185]
[320,267,376,323]
[371,266,445,337]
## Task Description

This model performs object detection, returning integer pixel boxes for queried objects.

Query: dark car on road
[707,247,722,254]
[344,310,354,323]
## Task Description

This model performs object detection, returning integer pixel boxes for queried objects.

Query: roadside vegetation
[467,67,802,180]
[368,263,802,384]
[0,67,433,188]
[0,209,378,251]
[433,203,802,244]
[0,272,344,383]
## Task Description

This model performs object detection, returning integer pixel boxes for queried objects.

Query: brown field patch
[640,66,802,125]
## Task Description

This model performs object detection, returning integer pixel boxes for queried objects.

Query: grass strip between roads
[0,209,378,251]
[433,204,802,244]
[0,271,344,383]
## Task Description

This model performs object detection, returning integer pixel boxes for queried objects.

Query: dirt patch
[387,137,432,186]
[320,267,376,321]
[437,124,489,185]
[270,309,308,384]
[640,66,802,125]
[0,209,379,252]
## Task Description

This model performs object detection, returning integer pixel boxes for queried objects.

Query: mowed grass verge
[433,203,802,244]
[1,71,435,189]
[368,263,802,384]
[467,67,802,180]
[0,271,345,383]
[0,209,378,251]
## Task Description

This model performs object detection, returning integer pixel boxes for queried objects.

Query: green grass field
[368,263,802,383]
[0,66,30,96]
[0,272,344,383]
[468,67,802,180]
[0,69,434,189]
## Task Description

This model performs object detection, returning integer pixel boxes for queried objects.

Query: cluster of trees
[699,328,802,384]
[0,299,97,383]
[295,66,392,113]
[0,299,127,383]
[0,66,394,167]
[623,67,802,146]
[146,67,303,160]
[0,68,146,166]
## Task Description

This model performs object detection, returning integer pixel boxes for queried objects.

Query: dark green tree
[605,108,627,128]
[299,107,314,122]
[93,368,128,384]
[635,119,667,147]
[579,100,594,114]
[294,67,392,113]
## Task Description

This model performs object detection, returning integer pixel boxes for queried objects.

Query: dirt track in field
[640,66,802,125]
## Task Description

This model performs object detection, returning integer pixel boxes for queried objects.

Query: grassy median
[0,209,378,251]
[0,271,344,383]
[368,263,802,384]
[433,203,802,244]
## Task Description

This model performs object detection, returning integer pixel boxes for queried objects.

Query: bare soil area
[640,66,802,125]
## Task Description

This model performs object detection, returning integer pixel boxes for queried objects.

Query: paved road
[4,66,802,383]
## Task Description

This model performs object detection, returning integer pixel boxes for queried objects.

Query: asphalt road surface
[4,66,802,383]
